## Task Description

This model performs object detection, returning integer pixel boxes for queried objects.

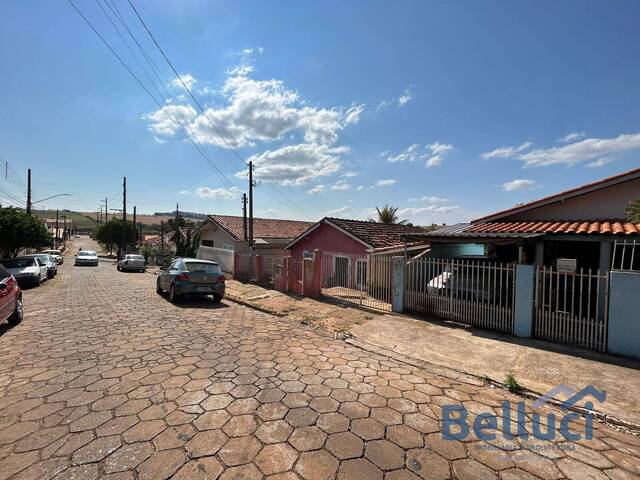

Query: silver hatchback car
[117,254,146,273]
[156,258,225,303]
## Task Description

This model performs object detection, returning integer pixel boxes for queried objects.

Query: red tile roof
[473,166,640,223]
[326,217,426,248]
[209,215,314,241]
[466,220,640,236]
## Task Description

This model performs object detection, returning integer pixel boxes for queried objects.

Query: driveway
[0,236,639,479]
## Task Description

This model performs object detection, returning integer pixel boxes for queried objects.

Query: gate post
[514,264,535,337]
[392,256,405,313]
[283,257,291,292]
[608,271,640,359]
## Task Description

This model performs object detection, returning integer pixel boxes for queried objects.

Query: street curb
[345,335,640,434]
[224,294,286,317]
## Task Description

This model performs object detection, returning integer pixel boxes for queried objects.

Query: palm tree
[373,205,407,224]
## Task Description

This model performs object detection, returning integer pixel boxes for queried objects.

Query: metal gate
[534,266,609,351]
[320,252,392,311]
[404,257,516,333]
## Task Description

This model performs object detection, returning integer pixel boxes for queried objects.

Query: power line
[125,0,313,220]
[67,0,233,191]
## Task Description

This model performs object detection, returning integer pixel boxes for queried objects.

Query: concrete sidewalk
[224,279,640,428]
[351,313,640,427]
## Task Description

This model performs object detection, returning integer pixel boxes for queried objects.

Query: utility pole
[133,206,137,244]
[62,214,67,244]
[160,220,165,265]
[55,210,59,249]
[242,193,248,240]
[120,177,127,258]
[26,168,32,215]
[248,161,254,249]
[176,202,179,220]
[105,197,108,222]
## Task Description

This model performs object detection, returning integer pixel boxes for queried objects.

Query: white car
[75,250,99,266]
[42,249,64,265]
[117,254,146,272]
[0,257,48,287]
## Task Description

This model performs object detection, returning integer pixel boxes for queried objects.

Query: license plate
[196,287,211,292]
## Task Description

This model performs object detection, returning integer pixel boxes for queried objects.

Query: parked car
[23,254,57,278]
[0,264,22,325]
[117,254,146,272]
[75,250,99,266]
[0,257,48,287]
[42,249,64,264]
[156,258,225,303]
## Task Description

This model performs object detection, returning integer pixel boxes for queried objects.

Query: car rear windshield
[1,258,36,268]
[78,251,96,256]
[127,255,145,260]
[185,262,220,274]
[44,250,60,255]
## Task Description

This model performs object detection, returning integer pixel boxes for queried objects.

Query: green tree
[372,205,407,225]
[94,219,137,255]
[626,200,640,223]
[175,227,201,257]
[0,207,52,258]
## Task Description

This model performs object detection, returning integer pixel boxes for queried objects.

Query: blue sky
[1,0,639,224]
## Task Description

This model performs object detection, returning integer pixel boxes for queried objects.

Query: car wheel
[169,284,179,303]
[117,265,121,271]
[8,297,23,325]
[212,294,223,303]
[156,279,163,294]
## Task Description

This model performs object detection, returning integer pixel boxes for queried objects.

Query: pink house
[284,217,425,291]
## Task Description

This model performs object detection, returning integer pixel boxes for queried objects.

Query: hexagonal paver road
[0,237,639,479]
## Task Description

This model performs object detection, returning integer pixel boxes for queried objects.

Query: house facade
[404,167,640,272]
[197,214,313,274]
[285,217,426,292]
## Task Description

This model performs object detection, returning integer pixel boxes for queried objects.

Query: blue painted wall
[427,243,484,258]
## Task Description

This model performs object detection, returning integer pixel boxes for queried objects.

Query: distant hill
[31,210,98,230]
[153,210,208,220]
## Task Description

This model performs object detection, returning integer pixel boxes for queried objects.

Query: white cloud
[376,87,413,110]
[397,205,462,216]
[586,158,613,168]
[373,179,396,188]
[342,170,358,177]
[518,133,640,167]
[409,196,450,203]
[483,132,640,167]
[331,180,351,191]
[386,142,453,168]
[171,73,197,90]
[356,185,364,191]
[481,142,533,159]
[326,205,355,217]
[195,186,241,199]
[558,132,586,143]
[502,179,536,191]
[398,87,412,106]
[178,190,190,195]
[306,185,326,195]
[145,54,359,160]
[423,142,453,168]
[242,143,347,186]
[386,144,420,163]
[344,104,365,125]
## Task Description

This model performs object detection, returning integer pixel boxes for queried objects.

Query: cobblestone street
[1,238,639,480]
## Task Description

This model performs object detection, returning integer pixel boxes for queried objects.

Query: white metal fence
[197,245,234,273]
[612,239,639,272]
[404,258,516,334]
[320,252,392,311]
[534,266,609,351]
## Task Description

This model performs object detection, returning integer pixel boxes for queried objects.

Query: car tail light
[176,273,189,281]
[218,275,226,283]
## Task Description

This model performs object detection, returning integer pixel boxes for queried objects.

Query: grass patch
[503,373,522,394]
